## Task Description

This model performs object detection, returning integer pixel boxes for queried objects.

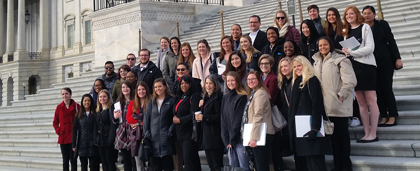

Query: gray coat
[162,51,179,86]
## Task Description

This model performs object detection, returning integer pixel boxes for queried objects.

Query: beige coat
[247,89,275,141]
[192,53,214,87]
[312,51,357,117]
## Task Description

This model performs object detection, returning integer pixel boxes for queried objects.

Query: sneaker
[349,117,361,127]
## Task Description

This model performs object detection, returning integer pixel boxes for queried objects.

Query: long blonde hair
[291,56,316,89]
[274,10,290,28]
[96,89,112,112]
[277,57,292,89]
[240,35,259,63]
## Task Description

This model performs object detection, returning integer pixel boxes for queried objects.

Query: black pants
[80,156,99,171]
[98,146,116,171]
[306,155,327,171]
[60,143,77,171]
[205,148,224,170]
[329,117,352,170]
[269,133,284,171]
[121,149,136,171]
[376,62,398,118]
[294,155,308,171]
[180,140,201,171]
[251,134,280,171]
[150,155,174,171]
[353,99,360,119]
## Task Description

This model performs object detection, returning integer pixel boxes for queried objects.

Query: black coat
[243,51,262,73]
[132,61,163,91]
[200,92,224,150]
[299,37,318,64]
[372,19,401,66]
[174,93,201,141]
[277,77,292,120]
[221,90,247,147]
[261,38,286,74]
[250,30,269,52]
[72,112,99,157]
[94,107,117,147]
[143,95,176,157]
[288,76,331,156]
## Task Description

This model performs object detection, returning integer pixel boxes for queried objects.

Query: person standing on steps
[192,39,214,88]
[162,37,181,87]
[112,64,131,102]
[362,5,403,127]
[261,27,286,74]
[126,53,137,69]
[157,36,171,70]
[274,10,300,44]
[90,61,118,97]
[53,87,80,171]
[248,15,269,52]
[231,24,243,50]
[298,20,320,64]
[307,5,326,36]
[132,49,163,93]
[210,35,234,92]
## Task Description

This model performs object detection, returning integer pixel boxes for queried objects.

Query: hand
[72,148,76,152]
[227,144,232,148]
[173,116,181,124]
[303,130,318,140]
[222,74,226,81]
[338,96,343,102]
[130,123,139,129]
[248,140,257,148]
[198,100,204,107]
[395,59,403,69]
[195,114,203,121]
[342,48,350,57]
[113,110,122,119]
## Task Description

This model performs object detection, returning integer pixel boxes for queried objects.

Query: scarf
[240,90,256,137]
[279,23,290,38]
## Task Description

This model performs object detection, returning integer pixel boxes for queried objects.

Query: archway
[7,77,13,106]
[28,75,41,95]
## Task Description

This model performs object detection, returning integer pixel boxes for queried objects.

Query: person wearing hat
[261,27,286,74]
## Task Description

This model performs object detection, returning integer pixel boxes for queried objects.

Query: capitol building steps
[0,0,419,170]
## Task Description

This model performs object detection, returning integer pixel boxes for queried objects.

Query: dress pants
[150,155,174,171]
[306,155,327,171]
[80,156,99,171]
[121,149,135,171]
[98,146,117,171]
[376,61,398,118]
[60,143,77,171]
[268,133,284,171]
[329,117,352,171]
[172,140,184,171]
[180,139,201,171]
[205,148,224,171]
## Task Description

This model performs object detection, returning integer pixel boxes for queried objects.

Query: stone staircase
[0,0,419,170]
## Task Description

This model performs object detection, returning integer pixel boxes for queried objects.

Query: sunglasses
[127,58,135,61]
[176,68,186,71]
[276,17,286,20]
[105,66,114,69]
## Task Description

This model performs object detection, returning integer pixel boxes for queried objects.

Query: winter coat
[243,51,262,73]
[53,100,80,144]
[284,25,301,44]
[174,93,201,141]
[132,61,163,93]
[157,47,170,69]
[344,23,376,67]
[247,89,275,141]
[162,51,179,87]
[192,53,214,87]
[126,100,145,157]
[143,95,176,157]
[209,53,228,83]
[249,30,269,52]
[94,107,117,147]
[72,111,99,157]
[261,38,286,74]
[371,19,401,66]
[200,92,224,150]
[262,71,279,104]
[288,76,331,156]
[299,36,318,64]
[278,77,292,120]
[313,51,357,117]
[90,73,118,96]
[221,90,247,147]
[112,79,123,102]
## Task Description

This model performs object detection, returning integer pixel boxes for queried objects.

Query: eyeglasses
[260,62,271,66]
[139,55,149,57]
[104,66,113,69]
[127,58,135,61]
[276,17,286,20]
[177,68,186,71]
[247,78,258,82]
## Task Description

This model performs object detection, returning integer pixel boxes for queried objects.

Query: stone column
[0,0,5,57]
[3,0,15,62]
[39,0,50,60]
[14,0,28,61]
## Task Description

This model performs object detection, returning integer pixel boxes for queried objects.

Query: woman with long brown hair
[210,36,234,91]
[325,7,345,49]
[240,35,262,72]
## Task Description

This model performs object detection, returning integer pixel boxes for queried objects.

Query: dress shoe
[382,121,397,127]
[359,137,379,143]
[356,138,364,143]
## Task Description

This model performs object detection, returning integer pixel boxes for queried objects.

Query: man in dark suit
[248,15,268,52]
[131,49,163,90]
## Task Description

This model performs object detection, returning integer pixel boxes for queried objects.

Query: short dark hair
[362,5,376,14]
[317,36,335,54]
[105,61,114,67]
[232,24,242,31]
[249,15,261,22]
[127,53,136,58]
[307,5,319,12]
[139,49,150,56]
[117,64,131,79]
[62,87,72,95]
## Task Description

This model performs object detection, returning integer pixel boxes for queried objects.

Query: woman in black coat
[196,75,224,171]
[288,56,330,171]
[298,19,320,64]
[261,27,286,74]
[72,94,99,171]
[143,78,176,171]
[173,75,202,171]
[363,6,403,127]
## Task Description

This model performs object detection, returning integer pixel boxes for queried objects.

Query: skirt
[351,59,376,91]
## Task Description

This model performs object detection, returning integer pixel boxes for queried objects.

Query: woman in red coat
[53,87,80,171]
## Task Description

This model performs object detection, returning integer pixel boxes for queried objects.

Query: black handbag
[138,138,152,162]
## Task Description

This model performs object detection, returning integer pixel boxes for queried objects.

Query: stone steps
[350,140,419,158]
[350,125,420,140]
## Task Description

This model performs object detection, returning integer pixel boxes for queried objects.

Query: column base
[13,50,29,61]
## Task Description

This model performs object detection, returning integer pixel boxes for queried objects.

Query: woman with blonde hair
[240,35,262,72]
[193,39,214,87]
[274,10,300,43]
[289,56,330,171]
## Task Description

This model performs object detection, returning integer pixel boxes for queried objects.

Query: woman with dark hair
[261,27,286,74]
[231,24,242,50]
[112,64,131,102]
[313,37,356,171]
[274,10,300,43]
[221,71,249,171]
[95,89,117,171]
[172,75,202,171]
[163,37,181,87]
[177,42,196,75]
[298,19,320,64]
[325,7,345,49]
[91,79,107,108]
[126,81,152,171]
[193,39,214,87]
[282,40,300,60]
[210,36,234,90]
[362,5,402,127]
[171,63,191,94]
[196,75,224,171]
[223,51,248,90]
[72,94,99,171]
[258,54,279,104]
[53,87,80,171]
[143,78,176,171]
[113,81,136,171]
[240,35,262,72]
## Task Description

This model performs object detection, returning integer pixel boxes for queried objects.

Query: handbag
[271,105,287,132]
[138,137,152,162]
[223,148,245,171]
[307,81,334,135]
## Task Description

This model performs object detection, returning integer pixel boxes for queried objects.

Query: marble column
[39,0,50,59]
[0,0,5,57]
[14,0,28,61]
[3,0,15,62]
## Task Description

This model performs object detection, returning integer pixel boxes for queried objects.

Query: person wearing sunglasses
[274,10,300,44]
[89,61,118,100]
[126,53,137,69]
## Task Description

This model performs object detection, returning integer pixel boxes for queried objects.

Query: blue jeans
[227,139,250,171]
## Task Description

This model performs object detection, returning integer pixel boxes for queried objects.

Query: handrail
[94,0,224,11]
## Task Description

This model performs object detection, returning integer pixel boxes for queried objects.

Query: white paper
[114,102,121,111]
[295,116,325,137]
[339,37,361,49]
[243,123,267,146]
[217,63,226,75]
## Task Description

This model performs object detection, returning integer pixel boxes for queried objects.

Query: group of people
[52,4,403,171]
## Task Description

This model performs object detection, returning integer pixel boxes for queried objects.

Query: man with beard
[131,49,162,90]
[89,61,118,96]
